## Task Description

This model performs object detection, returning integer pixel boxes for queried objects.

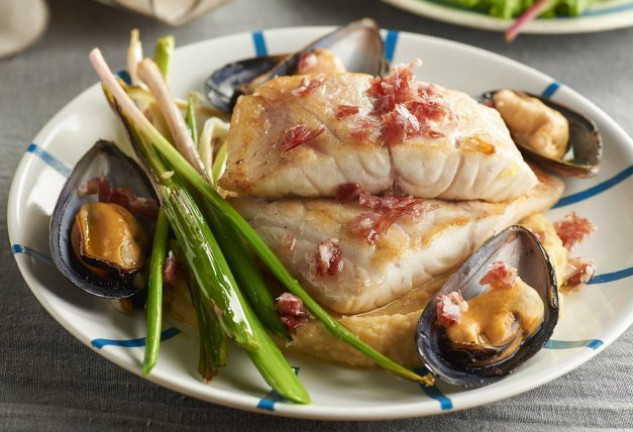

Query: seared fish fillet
[232,168,563,315]
[221,70,537,202]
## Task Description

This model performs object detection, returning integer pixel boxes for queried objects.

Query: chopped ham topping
[381,104,420,145]
[275,292,310,329]
[367,61,420,115]
[163,251,179,286]
[564,257,596,288]
[297,50,318,74]
[554,213,595,251]
[363,61,450,145]
[109,186,159,219]
[480,261,518,290]
[436,291,469,327]
[335,104,360,120]
[348,191,435,245]
[348,117,380,144]
[281,233,297,254]
[358,192,429,216]
[78,176,101,195]
[314,238,343,276]
[78,176,111,201]
[349,212,383,245]
[78,176,158,218]
[335,182,362,203]
[280,124,326,151]
[292,76,324,97]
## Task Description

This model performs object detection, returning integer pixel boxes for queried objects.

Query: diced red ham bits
[436,291,469,327]
[292,76,324,97]
[362,61,451,146]
[314,238,343,276]
[297,51,317,74]
[163,251,179,287]
[381,104,421,145]
[348,191,435,245]
[335,182,362,203]
[553,212,595,251]
[564,257,596,288]
[480,261,518,290]
[348,117,380,144]
[349,213,383,245]
[77,177,158,218]
[280,124,326,151]
[78,176,109,200]
[275,292,310,329]
[335,104,360,120]
[358,192,428,215]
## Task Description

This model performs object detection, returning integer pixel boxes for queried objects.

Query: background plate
[381,0,633,33]
[7,26,633,420]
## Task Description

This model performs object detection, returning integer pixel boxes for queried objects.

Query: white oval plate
[382,0,633,33]
[8,26,633,420]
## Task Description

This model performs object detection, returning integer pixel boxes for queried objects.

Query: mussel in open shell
[205,18,389,112]
[49,140,158,298]
[416,225,559,389]
[481,89,602,178]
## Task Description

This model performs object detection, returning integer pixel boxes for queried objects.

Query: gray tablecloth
[2,0,633,430]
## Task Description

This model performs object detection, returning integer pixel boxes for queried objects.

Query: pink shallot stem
[90,49,161,141]
[137,58,210,181]
[505,0,551,43]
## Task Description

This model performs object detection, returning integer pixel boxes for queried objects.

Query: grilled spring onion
[197,198,288,338]
[100,67,310,404]
[181,79,285,338]
[130,112,230,380]
[152,35,174,83]
[142,36,229,379]
[142,207,169,376]
[90,47,433,386]
[162,183,308,402]
[183,92,286,338]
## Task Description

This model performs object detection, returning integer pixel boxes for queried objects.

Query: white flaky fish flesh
[221,64,537,202]
[231,168,563,314]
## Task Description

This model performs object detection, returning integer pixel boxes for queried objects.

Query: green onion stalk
[152,35,174,83]
[90,47,433,386]
[142,207,169,376]
[141,36,229,379]
[125,111,230,380]
[97,53,311,403]
[181,86,286,338]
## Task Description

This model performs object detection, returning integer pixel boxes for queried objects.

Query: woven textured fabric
[1,0,633,430]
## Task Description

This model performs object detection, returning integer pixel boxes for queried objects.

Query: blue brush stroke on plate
[257,367,300,411]
[26,143,71,177]
[589,266,633,285]
[92,327,181,349]
[11,244,53,265]
[553,165,633,208]
[541,81,561,99]
[545,339,603,350]
[252,31,268,57]
[415,367,452,411]
[383,30,399,63]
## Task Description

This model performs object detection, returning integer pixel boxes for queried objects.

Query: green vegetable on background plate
[441,0,605,19]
